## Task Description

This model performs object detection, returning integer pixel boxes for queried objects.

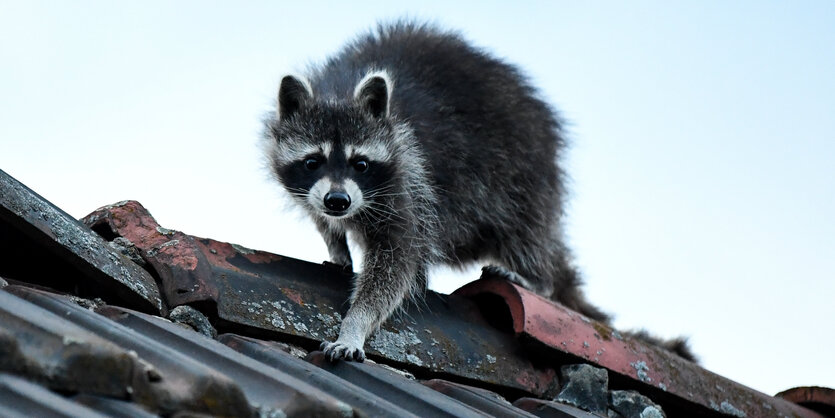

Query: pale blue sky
[1,1,832,395]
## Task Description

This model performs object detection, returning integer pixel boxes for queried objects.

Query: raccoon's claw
[320,340,366,362]
[482,265,535,290]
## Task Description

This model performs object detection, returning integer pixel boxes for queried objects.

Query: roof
[0,167,831,417]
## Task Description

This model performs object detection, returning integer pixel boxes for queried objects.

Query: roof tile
[98,303,356,417]
[423,379,538,417]
[82,199,561,396]
[455,276,822,417]
[6,285,359,417]
[776,386,835,416]
[221,333,418,417]
[513,397,602,418]
[0,288,144,399]
[71,394,158,418]
[6,285,256,416]
[0,170,162,313]
[0,373,110,418]
[1,172,829,417]
[308,351,490,417]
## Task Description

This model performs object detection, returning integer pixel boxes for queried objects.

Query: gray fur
[264,22,688,362]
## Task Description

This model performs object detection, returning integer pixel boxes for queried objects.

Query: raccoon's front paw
[329,250,353,271]
[320,340,366,362]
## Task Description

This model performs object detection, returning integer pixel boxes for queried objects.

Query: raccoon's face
[275,128,396,221]
[267,72,397,222]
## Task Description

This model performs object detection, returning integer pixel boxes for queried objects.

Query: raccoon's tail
[553,267,698,363]
[624,329,699,363]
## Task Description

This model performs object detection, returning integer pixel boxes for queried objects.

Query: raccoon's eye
[304,158,321,171]
[353,160,369,173]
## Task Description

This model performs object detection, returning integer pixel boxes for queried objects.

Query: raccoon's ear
[277,75,313,120]
[354,71,392,118]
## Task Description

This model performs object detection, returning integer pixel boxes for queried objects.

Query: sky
[1,1,833,396]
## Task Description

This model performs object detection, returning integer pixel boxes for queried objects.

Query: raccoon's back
[315,24,559,141]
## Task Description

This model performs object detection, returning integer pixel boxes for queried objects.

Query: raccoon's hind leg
[482,237,558,297]
[315,220,353,270]
[482,265,546,294]
[486,239,610,322]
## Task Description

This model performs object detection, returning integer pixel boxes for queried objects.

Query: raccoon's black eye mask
[300,154,369,174]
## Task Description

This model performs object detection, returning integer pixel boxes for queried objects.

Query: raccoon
[265,22,690,362]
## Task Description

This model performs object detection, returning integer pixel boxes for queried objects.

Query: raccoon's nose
[324,191,351,212]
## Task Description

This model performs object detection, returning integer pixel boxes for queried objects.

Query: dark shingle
[0,169,162,314]
[221,334,418,417]
[0,373,110,418]
[0,288,142,399]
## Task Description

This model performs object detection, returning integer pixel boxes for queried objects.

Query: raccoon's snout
[324,191,351,212]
